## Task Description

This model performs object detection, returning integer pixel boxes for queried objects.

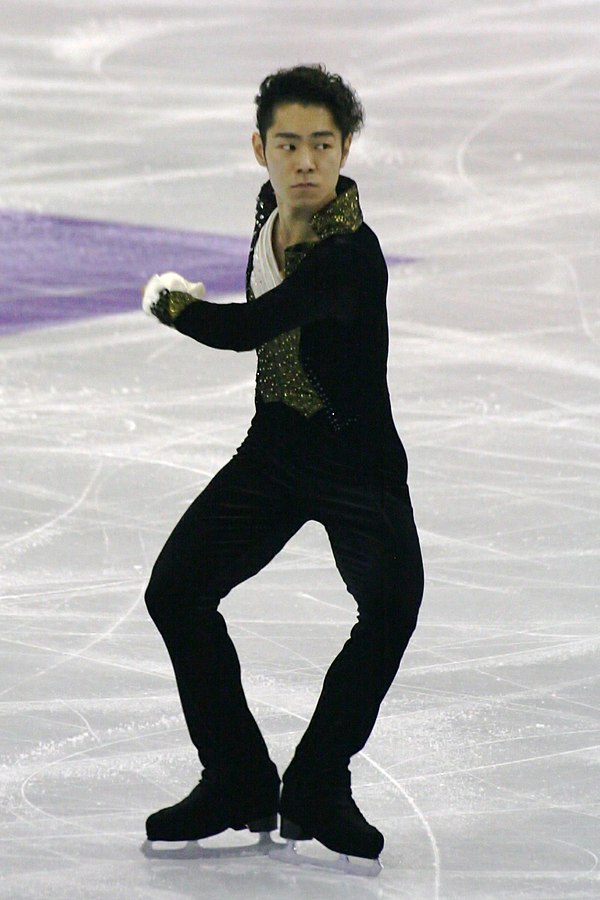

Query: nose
[296,145,315,171]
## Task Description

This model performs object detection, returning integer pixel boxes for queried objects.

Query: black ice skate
[141,765,280,860]
[271,769,383,877]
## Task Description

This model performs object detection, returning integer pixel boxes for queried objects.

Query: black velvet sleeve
[173,236,362,352]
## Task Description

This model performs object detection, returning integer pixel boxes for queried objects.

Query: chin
[292,190,328,208]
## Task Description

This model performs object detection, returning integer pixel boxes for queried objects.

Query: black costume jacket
[173,175,408,477]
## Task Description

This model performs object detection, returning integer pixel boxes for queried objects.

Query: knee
[356,577,422,669]
[381,551,424,632]
[393,574,423,646]
[144,551,221,631]
[144,562,169,627]
[380,597,421,681]
[144,547,183,628]
[392,550,424,636]
[403,567,424,632]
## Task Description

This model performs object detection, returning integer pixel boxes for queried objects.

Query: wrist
[166,290,200,323]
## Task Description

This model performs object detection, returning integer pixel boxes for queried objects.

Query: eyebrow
[273,130,336,139]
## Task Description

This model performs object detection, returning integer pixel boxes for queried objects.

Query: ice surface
[1,1,599,898]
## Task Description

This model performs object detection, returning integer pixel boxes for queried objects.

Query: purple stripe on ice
[0,210,250,336]
[0,210,415,335]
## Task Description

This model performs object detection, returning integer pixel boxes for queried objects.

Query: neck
[270,202,319,274]
[274,203,317,247]
[274,184,338,245]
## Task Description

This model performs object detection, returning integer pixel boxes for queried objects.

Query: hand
[142,272,206,325]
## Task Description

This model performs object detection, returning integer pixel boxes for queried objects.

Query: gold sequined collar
[255,175,363,242]
[310,176,363,239]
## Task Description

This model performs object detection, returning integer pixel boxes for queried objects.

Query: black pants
[145,411,424,780]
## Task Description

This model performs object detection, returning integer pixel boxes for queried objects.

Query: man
[142,64,424,866]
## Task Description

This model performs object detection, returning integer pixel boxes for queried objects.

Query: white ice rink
[1,2,599,898]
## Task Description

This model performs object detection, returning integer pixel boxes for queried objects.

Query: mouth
[292,182,318,188]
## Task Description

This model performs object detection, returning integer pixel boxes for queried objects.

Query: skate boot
[272,767,383,876]
[143,762,280,856]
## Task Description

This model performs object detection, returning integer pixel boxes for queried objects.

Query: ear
[340,134,352,169]
[252,131,267,167]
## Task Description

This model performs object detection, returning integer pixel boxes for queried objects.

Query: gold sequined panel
[255,313,324,416]
[254,181,364,418]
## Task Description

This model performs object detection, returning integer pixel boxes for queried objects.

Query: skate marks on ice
[2,0,600,898]
[3,313,597,898]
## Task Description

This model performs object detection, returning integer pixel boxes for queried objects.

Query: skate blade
[269,839,383,878]
[141,831,278,860]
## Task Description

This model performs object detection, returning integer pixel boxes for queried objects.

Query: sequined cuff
[167,291,200,322]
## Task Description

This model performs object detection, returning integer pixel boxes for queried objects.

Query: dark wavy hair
[255,64,365,144]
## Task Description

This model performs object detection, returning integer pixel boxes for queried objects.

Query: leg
[145,447,306,773]
[290,475,423,771]
[280,471,423,857]
[144,446,307,841]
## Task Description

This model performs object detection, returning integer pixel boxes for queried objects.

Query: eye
[316,142,332,150]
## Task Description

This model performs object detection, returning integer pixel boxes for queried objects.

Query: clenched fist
[142,271,206,326]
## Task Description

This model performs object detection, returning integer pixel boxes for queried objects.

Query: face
[252,102,352,215]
